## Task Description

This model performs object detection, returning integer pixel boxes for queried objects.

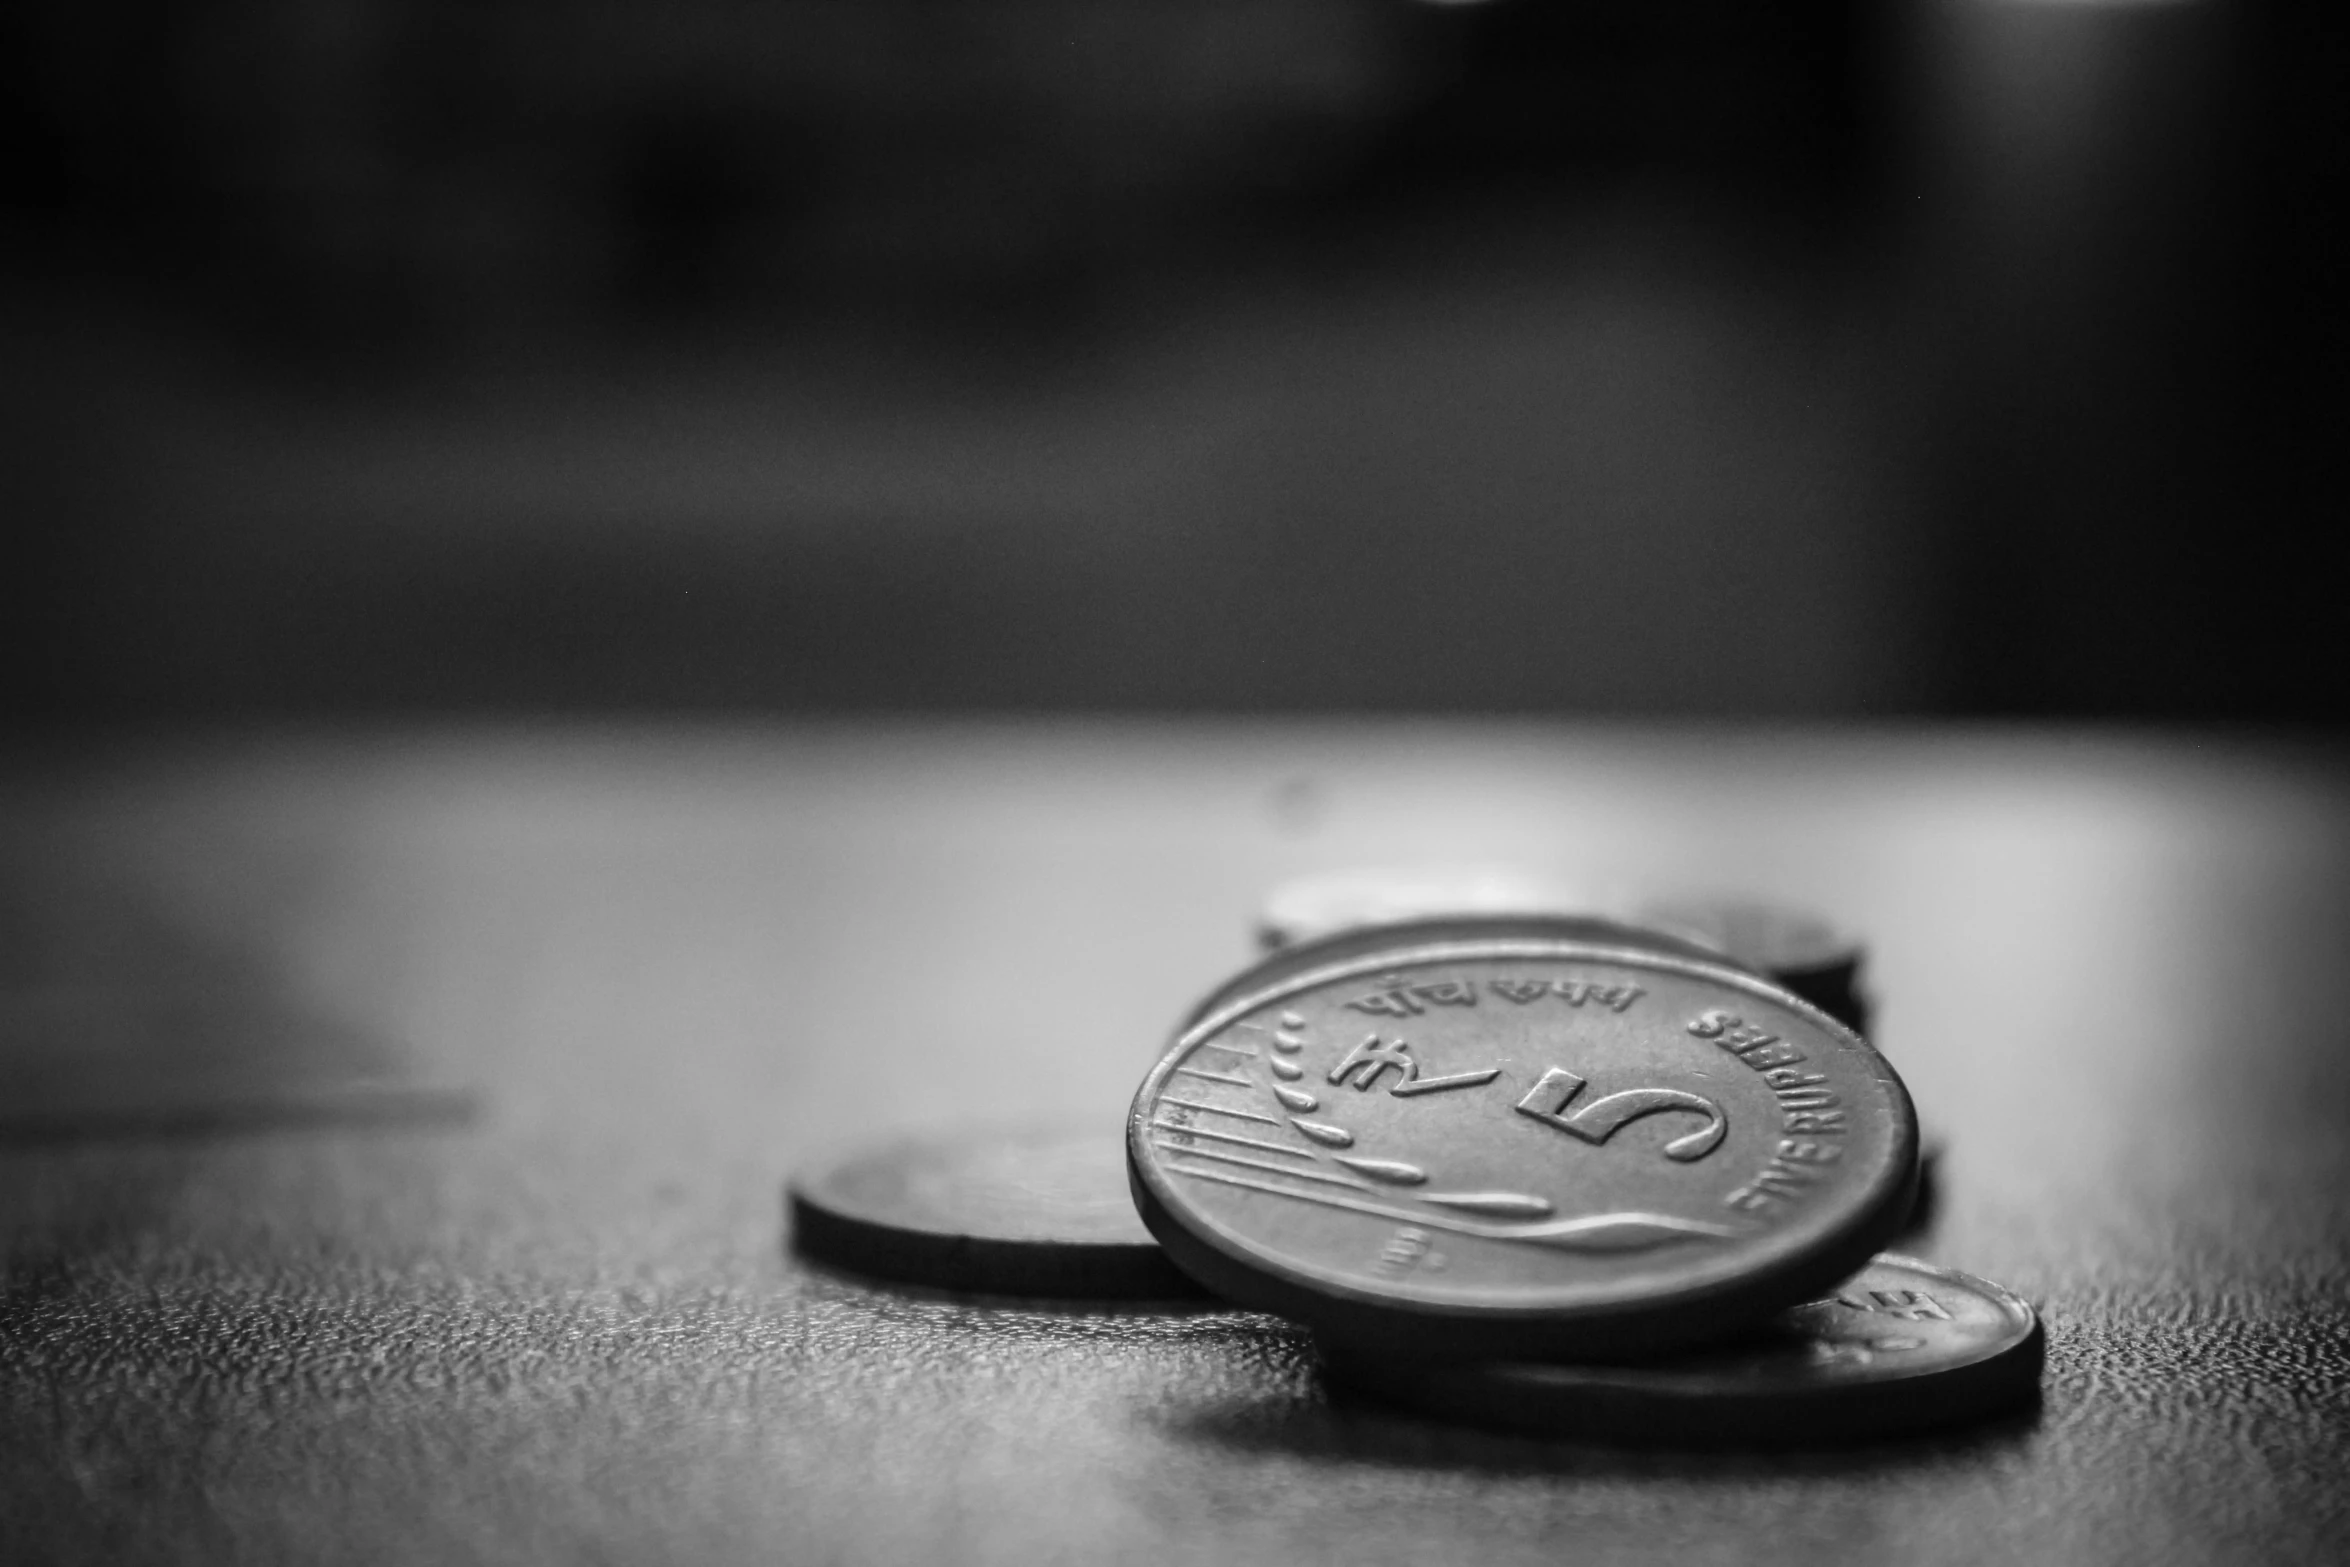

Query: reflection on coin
[790,1122,1203,1298]
[1130,937,1917,1361]
[1322,1254,2041,1444]
[1254,871,1872,1035]
[1192,912,1752,1033]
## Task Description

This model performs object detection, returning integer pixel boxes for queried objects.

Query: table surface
[2,724,2345,1566]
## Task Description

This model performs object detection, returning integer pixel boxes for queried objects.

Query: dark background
[4,0,2343,722]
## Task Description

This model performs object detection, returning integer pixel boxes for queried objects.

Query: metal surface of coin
[1322,1254,2041,1445]
[1130,938,1917,1360]
[791,1122,1202,1298]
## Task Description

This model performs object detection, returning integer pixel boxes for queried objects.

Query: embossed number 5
[1514,1068,1726,1162]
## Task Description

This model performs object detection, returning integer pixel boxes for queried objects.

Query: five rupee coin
[1129,937,1917,1361]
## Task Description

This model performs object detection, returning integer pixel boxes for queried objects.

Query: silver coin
[790,1121,1202,1298]
[1322,1253,2041,1444]
[1130,936,1918,1360]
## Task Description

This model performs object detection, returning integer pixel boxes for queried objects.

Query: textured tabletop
[2,724,2345,1565]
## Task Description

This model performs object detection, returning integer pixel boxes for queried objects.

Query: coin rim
[1130,937,1919,1360]
[1320,1253,2043,1444]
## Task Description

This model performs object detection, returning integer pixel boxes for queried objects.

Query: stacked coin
[1254,867,1872,1035]
[1314,1253,2042,1444]
[789,873,2037,1444]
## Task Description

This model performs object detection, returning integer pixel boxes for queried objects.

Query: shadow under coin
[1151,1367,2044,1480]
[787,1251,1226,1319]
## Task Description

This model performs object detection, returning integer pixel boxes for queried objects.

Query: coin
[1255,867,1607,950]
[1129,936,1917,1361]
[790,1122,1203,1298]
[1255,870,1872,1035]
[1629,896,1870,1036]
[1321,1253,2041,1444]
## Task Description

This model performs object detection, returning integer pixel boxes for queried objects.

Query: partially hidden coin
[1254,867,1607,951]
[791,1121,1204,1298]
[1253,871,1873,1036]
[1320,1253,2041,1445]
[1629,895,1870,1037]
[1191,911,1754,1034]
[1129,936,1917,1361]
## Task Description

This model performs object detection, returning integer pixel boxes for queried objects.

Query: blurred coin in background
[1628,895,1869,1036]
[1255,869,1871,1034]
[1254,867,1612,951]
[1191,908,1750,1034]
